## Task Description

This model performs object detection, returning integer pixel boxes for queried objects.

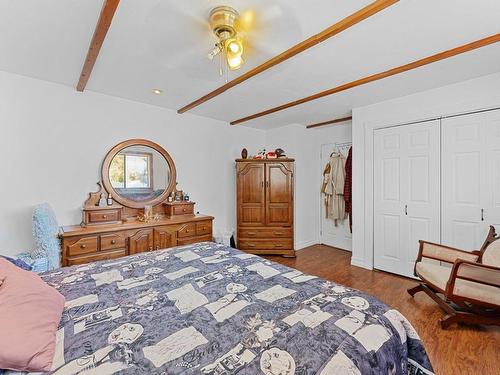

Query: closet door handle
[481,208,484,221]
[404,205,408,216]
[261,181,264,188]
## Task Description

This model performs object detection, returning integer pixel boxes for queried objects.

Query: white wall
[266,122,352,250]
[0,71,265,256]
[352,71,500,269]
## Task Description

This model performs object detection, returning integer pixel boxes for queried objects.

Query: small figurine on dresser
[98,193,107,207]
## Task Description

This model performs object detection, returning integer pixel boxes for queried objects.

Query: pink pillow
[0,258,65,372]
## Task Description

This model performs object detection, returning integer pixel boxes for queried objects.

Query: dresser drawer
[173,204,194,216]
[178,223,196,238]
[88,209,121,224]
[67,249,127,266]
[100,233,126,251]
[177,234,212,246]
[66,236,98,257]
[238,239,292,251]
[239,227,292,239]
[196,221,212,236]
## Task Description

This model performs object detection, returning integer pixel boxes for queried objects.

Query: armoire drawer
[238,239,292,251]
[100,233,126,251]
[66,236,99,257]
[239,227,292,239]
[177,234,212,246]
[67,249,127,266]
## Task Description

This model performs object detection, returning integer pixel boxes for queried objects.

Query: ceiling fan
[145,1,300,82]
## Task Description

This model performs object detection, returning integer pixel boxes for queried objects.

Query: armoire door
[442,110,500,250]
[128,228,154,254]
[265,162,293,226]
[374,120,440,278]
[237,163,266,226]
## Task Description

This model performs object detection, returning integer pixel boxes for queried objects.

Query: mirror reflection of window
[110,152,153,190]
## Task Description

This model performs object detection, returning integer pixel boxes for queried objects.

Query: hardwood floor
[265,245,500,375]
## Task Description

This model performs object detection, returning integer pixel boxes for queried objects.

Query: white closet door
[442,110,500,250]
[319,143,352,251]
[374,120,440,277]
[482,111,500,231]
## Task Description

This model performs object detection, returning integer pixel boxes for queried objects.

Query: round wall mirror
[102,139,176,208]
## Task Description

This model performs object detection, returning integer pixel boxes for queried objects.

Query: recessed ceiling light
[152,89,163,95]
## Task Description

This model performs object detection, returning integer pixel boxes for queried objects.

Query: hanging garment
[344,147,353,232]
[321,152,346,225]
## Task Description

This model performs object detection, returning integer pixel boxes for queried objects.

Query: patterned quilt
[39,242,434,375]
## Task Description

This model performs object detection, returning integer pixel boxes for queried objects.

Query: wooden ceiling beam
[76,0,120,92]
[306,116,352,129]
[177,0,399,113]
[231,33,500,126]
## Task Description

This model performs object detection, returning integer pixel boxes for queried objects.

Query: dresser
[236,158,295,257]
[60,139,214,266]
[60,215,213,266]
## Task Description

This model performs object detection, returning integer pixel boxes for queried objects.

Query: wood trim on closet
[230,33,500,125]
[177,0,399,114]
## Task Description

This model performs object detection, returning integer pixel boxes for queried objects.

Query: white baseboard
[295,239,318,250]
[350,257,372,270]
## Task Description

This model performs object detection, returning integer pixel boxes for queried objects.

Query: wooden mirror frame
[101,139,177,209]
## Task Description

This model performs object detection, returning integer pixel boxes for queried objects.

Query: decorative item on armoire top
[241,148,248,159]
[255,148,266,159]
[98,193,107,207]
[265,151,277,159]
[275,148,286,157]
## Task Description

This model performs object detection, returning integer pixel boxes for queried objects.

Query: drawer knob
[274,231,283,235]
[186,229,190,233]
[111,240,116,244]
[275,244,284,248]
[80,244,86,249]
[247,232,256,236]
[102,215,107,219]
[248,244,256,247]
[182,208,187,212]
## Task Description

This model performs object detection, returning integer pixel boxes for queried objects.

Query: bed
[32,242,433,374]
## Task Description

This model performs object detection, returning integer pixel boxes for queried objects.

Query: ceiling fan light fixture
[225,37,243,55]
[208,6,246,75]
[227,54,244,70]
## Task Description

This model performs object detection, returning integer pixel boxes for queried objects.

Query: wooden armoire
[236,158,295,257]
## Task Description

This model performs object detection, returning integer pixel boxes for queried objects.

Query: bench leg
[407,284,424,297]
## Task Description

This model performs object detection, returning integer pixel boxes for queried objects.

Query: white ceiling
[1,0,499,129]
